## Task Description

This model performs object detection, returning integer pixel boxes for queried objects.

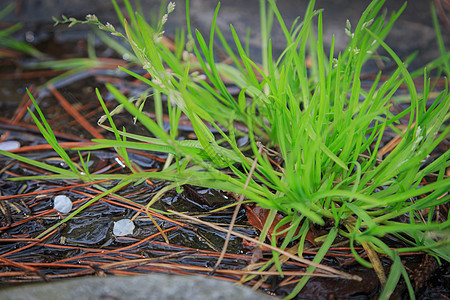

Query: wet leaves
[244,204,315,246]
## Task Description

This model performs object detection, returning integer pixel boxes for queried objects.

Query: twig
[211,142,263,273]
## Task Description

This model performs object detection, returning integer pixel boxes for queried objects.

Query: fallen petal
[113,219,135,236]
[53,195,73,214]
[0,140,20,151]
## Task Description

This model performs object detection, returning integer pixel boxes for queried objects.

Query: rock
[0,274,275,300]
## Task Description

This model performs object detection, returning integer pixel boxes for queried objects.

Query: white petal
[113,219,135,236]
[53,195,73,214]
[0,141,20,151]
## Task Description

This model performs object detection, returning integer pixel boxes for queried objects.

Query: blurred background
[1,0,449,71]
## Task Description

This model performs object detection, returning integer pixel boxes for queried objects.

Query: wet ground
[0,0,449,299]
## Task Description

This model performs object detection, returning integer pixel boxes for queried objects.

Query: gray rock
[0,274,276,300]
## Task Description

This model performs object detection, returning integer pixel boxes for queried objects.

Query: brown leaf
[244,205,302,243]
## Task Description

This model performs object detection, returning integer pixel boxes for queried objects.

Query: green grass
[1,0,449,299]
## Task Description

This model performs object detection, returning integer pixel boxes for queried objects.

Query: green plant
[2,0,449,298]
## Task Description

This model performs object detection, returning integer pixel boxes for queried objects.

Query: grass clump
[2,0,449,298]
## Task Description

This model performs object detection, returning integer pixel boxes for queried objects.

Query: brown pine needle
[168,209,362,281]
[48,84,104,139]
[377,122,416,158]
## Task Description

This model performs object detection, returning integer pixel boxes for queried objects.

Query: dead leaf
[245,205,307,244]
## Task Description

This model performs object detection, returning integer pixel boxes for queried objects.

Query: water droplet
[25,31,35,43]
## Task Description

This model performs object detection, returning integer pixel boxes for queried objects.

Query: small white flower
[168,2,176,13]
[161,14,168,25]
[106,22,115,32]
[85,14,98,22]
[143,62,151,69]
[152,77,162,85]
[345,28,353,38]
[332,58,338,68]
[346,19,351,30]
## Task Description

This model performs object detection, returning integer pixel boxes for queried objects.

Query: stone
[0,274,274,300]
